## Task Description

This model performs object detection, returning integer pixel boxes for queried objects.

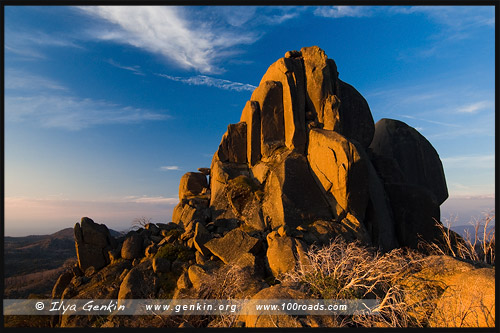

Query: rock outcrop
[74,217,117,271]
[48,46,486,329]
[185,46,448,253]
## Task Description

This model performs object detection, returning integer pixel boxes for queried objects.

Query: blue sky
[4,5,495,236]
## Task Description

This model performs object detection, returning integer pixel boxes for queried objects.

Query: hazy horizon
[4,6,495,237]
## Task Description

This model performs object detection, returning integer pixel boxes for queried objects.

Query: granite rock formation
[176,45,448,252]
[46,46,493,329]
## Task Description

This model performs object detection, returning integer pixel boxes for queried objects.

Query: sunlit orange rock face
[203,45,447,252]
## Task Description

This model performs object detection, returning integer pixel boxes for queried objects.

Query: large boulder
[261,150,333,229]
[225,175,266,231]
[259,54,307,154]
[336,79,375,149]
[363,159,399,251]
[250,80,285,158]
[239,100,262,166]
[401,255,495,327]
[307,128,369,222]
[209,154,251,223]
[217,122,247,164]
[385,183,441,249]
[74,217,117,271]
[301,46,340,133]
[369,118,448,205]
[429,268,495,327]
[118,260,159,301]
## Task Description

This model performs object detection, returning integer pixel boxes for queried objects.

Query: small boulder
[204,228,260,264]
[266,231,309,277]
[187,264,209,290]
[178,172,209,200]
[144,223,160,236]
[193,222,212,257]
[121,232,143,260]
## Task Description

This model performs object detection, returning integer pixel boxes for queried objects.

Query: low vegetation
[280,237,428,327]
[422,210,495,266]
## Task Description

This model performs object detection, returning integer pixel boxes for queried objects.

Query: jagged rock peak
[176,45,448,253]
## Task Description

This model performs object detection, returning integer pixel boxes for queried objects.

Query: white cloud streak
[314,6,373,18]
[5,71,168,130]
[441,154,495,169]
[6,95,168,131]
[160,166,181,171]
[400,115,461,128]
[79,6,258,74]
[5,69,69,92]
[156,73,257,92]
[5,30,83,60]
[107,59,145,76]
[457,101,492,114]
[391,6,494,31]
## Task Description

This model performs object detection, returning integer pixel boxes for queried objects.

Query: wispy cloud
[456,101,492,114]
[400,115,461,128]
[213,6,302,27]
[393,6,494,59]
[5,69,69,91]
[122,195,178,204]
[5,30,83,60]
[107,59,145,76]
[79,6,258,74]
[6,95,168,131]
[160,166,181,171]
[441,154,495,169]
[156,73,257,92]
[314,6,373,18]
[391,6,494,32]
[5,70,168,130]
[367,78,494,143]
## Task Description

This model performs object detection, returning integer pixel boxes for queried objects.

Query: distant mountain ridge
[4,227,123,279]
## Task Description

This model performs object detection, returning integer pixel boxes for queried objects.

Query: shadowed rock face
[74,217,117,271]
[369,118,449,205]
[172,46,449,252]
